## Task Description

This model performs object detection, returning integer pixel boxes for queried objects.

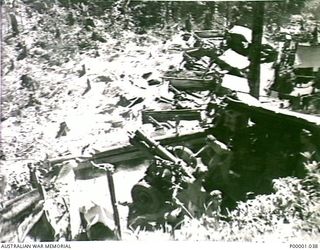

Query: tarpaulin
[221,74,250,93]
[294,45,320,69]
[218,49,250,69]
[229,25,268,44]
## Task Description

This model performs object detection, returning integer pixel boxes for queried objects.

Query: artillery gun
[127,129,228,230]
[126,94,320,230]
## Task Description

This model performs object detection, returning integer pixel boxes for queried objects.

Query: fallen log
[141,109,204,123]
[49,155,91,166]
[17,201,44,242]
[0,189,43,242]
[227,97,320,131]
[0,166,56,243]
[194,30,225,39]
[163,77,216,91]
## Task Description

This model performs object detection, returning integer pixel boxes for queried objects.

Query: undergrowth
[134,162,320,242]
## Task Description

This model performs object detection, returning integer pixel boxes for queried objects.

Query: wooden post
[28,163,46,200]
[90,162,122,239]
[248,2,265,99]
[106,167,121,240]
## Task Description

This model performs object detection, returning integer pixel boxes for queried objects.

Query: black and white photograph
[0,0,319,246]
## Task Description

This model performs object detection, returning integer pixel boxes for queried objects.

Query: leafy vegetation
[133,162,320,241]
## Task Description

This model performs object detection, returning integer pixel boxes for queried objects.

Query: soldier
[312,25,318,45]
[205,190,223,217]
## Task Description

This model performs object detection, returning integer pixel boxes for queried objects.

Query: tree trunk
[248,2,264,99]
